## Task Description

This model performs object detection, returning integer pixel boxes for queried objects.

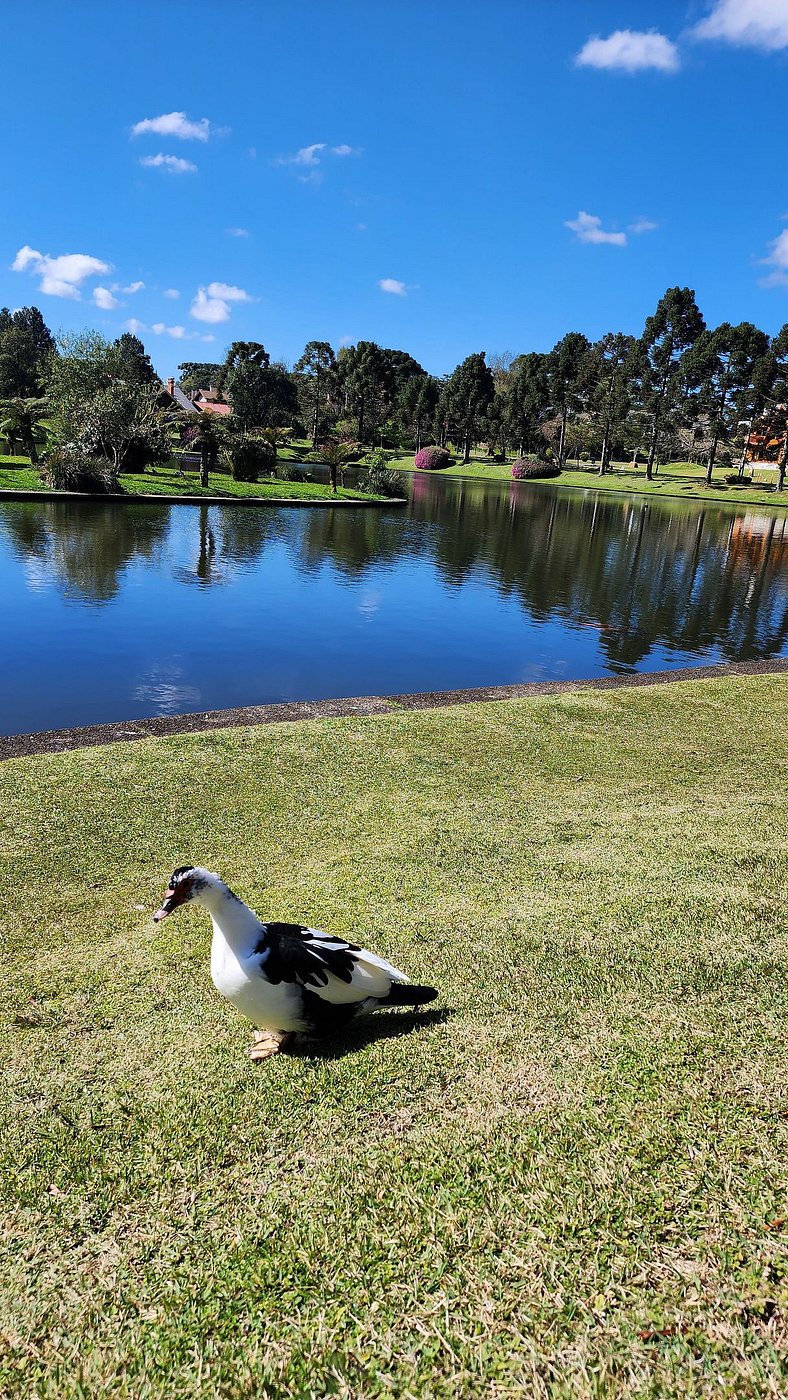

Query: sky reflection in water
[1,474,786,734]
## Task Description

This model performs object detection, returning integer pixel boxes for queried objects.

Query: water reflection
[0,501,169,604]
[0,476,786,733]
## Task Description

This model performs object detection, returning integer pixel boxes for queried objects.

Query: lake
[1,473,786,735]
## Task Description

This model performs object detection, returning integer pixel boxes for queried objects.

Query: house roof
[172,384,198,413]
[199,400,232,416]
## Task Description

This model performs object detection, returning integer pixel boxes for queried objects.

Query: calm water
[1,474,786,735]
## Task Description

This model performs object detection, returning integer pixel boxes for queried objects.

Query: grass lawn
[0,461,384,503]
[391,453,788,509]
[1,674,786,1397]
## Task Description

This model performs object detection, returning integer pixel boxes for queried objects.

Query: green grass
[391,453,788,508]
[0,461,383,503]
[1,674,786,1397]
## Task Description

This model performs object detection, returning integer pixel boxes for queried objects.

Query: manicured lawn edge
[3,656,786,759]
[394,456,788,508]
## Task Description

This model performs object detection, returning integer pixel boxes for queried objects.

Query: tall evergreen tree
[586,334,639,475]
[639,287,705,480]
[294,341,336,447]
[0,305,55,398]
[112,332,157,387]
[545,332,590,467]
[765,324,788,493]
[686,322,769,483]
[443,352,495,462]
[395,374,440,451]
[216,342,270,398]
[335,341,392,443]
[506,353,549,458]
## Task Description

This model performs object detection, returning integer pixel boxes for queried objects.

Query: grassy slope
[0,461,379,503]
[391,454,788,508]
[1,674,786,1398]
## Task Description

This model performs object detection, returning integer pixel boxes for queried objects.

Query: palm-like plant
[0,397,50,464]
[308,434,359,493]
[189,415,229,488]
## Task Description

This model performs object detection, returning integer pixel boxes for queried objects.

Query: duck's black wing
[256,922,408,1004]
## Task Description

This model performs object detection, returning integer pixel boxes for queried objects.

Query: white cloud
[628,216,659,234]
[226,227,250,237]
[760,226,788,286]
[152,322,187,339]
[565,212,627,246]
[190,282,252,324]
[293,143,325,166]
[123,280,145,294]
[278,142,360,170]
[140,154,197,174]
[191,289,229,323]
[575,29,680,72]
[124,318,147,334]
[693,0,788,49]
[11,245,111,299]
[132,111,211,141]
[93,287,120,310]
[379,278,407,296]
[338,335,353,347]
[163,288,180,299]
[206,281,251,302]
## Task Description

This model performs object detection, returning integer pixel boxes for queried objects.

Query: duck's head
[153,865,219,921]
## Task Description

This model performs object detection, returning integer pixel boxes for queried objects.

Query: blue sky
[3,0,788,378]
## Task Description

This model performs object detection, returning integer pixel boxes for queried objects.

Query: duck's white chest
[209,927,305,1031]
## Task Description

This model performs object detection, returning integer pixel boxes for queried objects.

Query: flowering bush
[511,456,561,480]
[414,446,451,471]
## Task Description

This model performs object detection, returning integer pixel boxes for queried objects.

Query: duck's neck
[198,883,263,958]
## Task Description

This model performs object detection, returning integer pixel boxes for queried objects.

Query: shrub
[230,439,275,482]
[39,447,119,494]
[725,472,752,485]
[511,456,562,480]
[357,462,406,498]
[275,461,303,482]
[414,446,451,471]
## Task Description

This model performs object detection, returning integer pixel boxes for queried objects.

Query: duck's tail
[379,983,439,1007]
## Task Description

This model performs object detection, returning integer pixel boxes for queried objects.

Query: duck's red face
[153,866,196,921]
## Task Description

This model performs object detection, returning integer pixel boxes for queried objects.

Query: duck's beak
[153,886,181,922]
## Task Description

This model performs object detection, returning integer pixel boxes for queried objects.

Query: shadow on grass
[291,1006,454,1061]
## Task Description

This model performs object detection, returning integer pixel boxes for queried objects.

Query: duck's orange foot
[248,1030,294,1061]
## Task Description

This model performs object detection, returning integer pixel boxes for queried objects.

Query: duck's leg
[248,1029,294,1061]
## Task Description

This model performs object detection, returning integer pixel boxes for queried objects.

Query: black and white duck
[153,865,438,1059]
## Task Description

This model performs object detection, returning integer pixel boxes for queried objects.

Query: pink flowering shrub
[511,456,561,480]
[414,446,451,471]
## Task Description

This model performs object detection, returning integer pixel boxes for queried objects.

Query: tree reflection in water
[1,478,786,674]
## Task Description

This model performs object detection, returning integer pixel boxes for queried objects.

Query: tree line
[1,286,787,492]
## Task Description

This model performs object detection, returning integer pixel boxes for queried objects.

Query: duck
[153,865,438,1059]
